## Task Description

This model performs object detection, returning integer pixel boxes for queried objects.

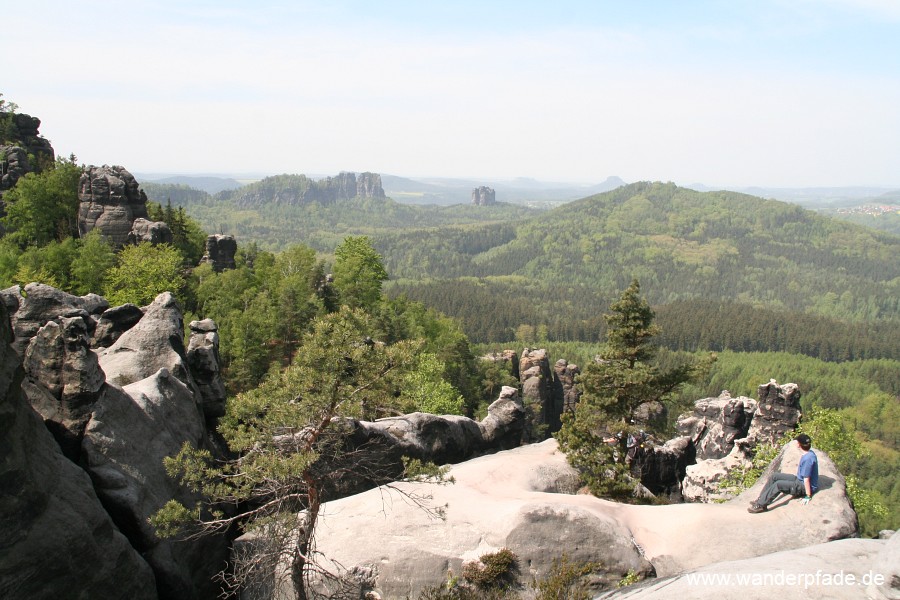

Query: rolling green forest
[2,107,898,538]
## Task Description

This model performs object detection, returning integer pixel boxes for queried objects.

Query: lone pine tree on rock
[557,279,715,498]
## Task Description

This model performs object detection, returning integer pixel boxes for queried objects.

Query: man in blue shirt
[748,433,818,513]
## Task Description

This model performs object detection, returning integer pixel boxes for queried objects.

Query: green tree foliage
[70,229,116,295]
[556,280,714,498]
[147,200,208,265]
[1,157,81,247]
[400,353,466,415]
[103,242,185,306]
[151,308,424,598]
[0,92,19,141]
[332,235,388,311]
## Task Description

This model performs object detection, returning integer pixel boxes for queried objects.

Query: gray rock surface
[273,438,857,598]
[187,319,226,419]
[520,348,563,439]
[22,316,106,459]
[78,165,150,248]
[750,379,802,444]
[554,358,581,413]
[676,391,756,460]
[82,369,226,600]
[868,531,899,600]
[200,234,237,272]
[598,538,887,600]
[92,303,144,348]
[471,185,496,205]
[127,217,174,245]
[0,298,157,600]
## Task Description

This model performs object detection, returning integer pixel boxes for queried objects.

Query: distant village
[834,204,900,217]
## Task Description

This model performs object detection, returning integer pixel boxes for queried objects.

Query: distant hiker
[748,433,818,513]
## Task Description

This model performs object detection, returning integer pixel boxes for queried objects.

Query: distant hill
[382,182,900,348]
[135,175,243,195]
[381,174,627,207]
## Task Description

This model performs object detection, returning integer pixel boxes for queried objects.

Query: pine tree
[556,279,714,498]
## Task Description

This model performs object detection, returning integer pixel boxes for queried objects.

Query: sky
[3,0,900,187]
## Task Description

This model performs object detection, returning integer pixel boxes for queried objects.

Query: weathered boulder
[22,316,106,460]
[127,217,173,245]
[0,145,31,195]
[0,112,54,198]
[0,298,157,600]
[598,538,887,600]
[97,292,197,394]
[78,165,150,248]
[2,283,108,356]
[200,234,237,272]
[676,391,756,460]
[82,369,226,600]
[187,319,226,420]
[92,303,144,348]
[471,185,496,205]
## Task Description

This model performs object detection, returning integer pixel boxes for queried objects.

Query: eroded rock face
[78,165,150,248]
[749,380,802,444]
[187,319,226,420]
[554,358,581,414]
[200,234,237,272]
[127,217,173,245]
[0,112,55,198]
[0,298,157,600]
[520,348,563,440]
[471,186,496,205]
[92,303,144,348]
[23,316,106,460]
[676,391,756,460]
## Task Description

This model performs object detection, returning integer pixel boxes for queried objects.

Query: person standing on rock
[748,434,818,513]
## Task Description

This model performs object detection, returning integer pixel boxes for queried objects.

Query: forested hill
[382,182,900,349]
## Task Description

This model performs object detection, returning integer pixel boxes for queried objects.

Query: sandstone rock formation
[520,348,563,440]
[472,185,496,205]
[127,217,174,245]
[554,358,581,413]
[187,318,227,420]
[599,538,889,600]
[679,381,805,502]
[200,234,237,272]
[0,299,157,600]
[78,165,150,247]
[233,171,385,207]
[1,286,231,599]
[0,112,55,198]
[265,437,856,599]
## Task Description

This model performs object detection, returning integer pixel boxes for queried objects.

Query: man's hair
[795,433,812,450]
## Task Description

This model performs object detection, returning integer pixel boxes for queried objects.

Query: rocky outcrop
[265,438,856,599]
[749,379,802,444]
[0,112,55,197]
[77,165,150,248]
[676,391,756,460]
[0,297,157,600]
[482,349,520,380]
[200,234,237,272]
[680,381,804,502]
[472,185,496,205]
[869,531,899,600]
[127,217,174,245]
[187,319,226,420]
[554,358,581,413]
[520,348,563,440]
[2,286,230,599]
[233,171,385,207]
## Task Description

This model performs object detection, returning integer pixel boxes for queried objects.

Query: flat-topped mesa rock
[232,171,385,207]
[472,185,496,205]
[200,234,237,272]
[0,284,230,599]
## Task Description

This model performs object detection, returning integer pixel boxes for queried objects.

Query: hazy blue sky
[3,0,899,186]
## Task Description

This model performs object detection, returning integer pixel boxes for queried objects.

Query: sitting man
[748,433,818,513]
